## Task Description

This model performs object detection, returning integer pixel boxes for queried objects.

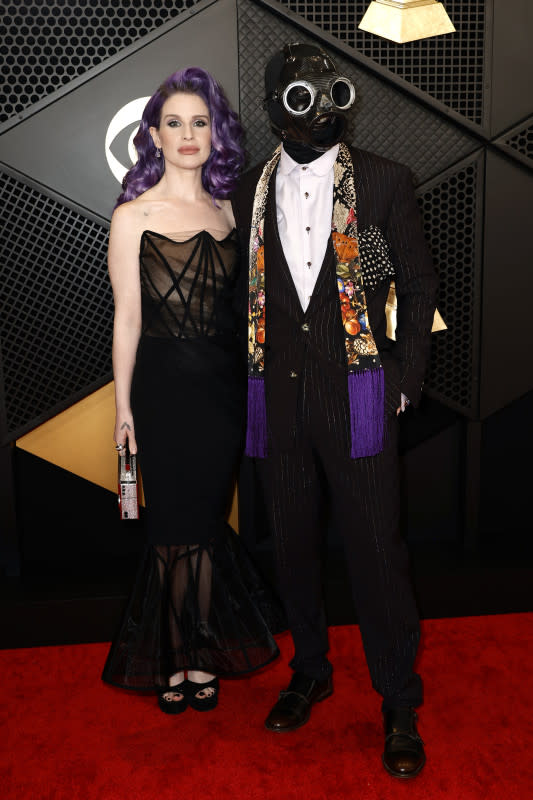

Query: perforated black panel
[496,117,533,170]
[238,0,478,180]
[417,152,483,416]
[0,172,112,439]
[0,0,203,124]
[277,0,486,127]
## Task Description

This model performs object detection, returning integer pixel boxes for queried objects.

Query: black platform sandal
[157,682,188,715]
[188,677,219,712]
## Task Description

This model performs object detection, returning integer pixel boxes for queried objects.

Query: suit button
[301,323,310,332]
[289,370,298,379]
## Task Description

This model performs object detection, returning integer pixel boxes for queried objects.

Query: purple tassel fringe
[245,376,267,458]
[348,368,385,458]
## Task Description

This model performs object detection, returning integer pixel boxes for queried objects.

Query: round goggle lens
[285,84,313,114]
[331,79,355,110]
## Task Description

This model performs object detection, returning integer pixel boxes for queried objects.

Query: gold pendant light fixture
[358,0,456,43]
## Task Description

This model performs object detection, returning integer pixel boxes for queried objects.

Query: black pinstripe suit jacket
[232,146,438,448]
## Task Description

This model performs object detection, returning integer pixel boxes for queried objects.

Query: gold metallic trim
[375,1,439,9]
[359,1,455,43]
[386,281,447,341]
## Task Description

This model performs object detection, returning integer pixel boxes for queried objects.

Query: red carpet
[2,614,532,799]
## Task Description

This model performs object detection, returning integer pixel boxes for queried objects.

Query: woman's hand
[114,413,138,455]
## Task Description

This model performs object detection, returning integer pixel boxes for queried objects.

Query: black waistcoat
[263,191,350,449]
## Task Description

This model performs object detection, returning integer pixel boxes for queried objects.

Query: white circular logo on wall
[105,97,150,184]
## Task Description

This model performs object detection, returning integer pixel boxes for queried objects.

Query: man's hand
[396,394,410,415]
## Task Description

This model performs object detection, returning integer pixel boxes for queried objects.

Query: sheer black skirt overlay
[102,526,286,689]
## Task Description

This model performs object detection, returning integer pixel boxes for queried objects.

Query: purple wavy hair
[115,66,245,207]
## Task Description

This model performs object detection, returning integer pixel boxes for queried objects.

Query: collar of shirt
[278,143,340,177]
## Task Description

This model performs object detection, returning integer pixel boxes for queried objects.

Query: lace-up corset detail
[139,230,239,339]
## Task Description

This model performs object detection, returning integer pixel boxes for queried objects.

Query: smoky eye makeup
[164,116,210,127]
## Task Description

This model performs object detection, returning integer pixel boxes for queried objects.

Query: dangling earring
[281,130,287,140]
[155,147,162,158]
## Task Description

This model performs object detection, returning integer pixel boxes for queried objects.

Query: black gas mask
[264,42,355,156]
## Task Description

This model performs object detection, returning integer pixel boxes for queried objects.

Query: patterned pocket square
[358,225,395,291]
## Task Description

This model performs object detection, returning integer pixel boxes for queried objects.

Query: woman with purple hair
[101,67,284,715]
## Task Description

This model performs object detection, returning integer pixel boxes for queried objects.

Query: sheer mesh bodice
[139,229,239,339]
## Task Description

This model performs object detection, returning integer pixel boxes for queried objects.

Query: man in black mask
[263,42,355,154]
[232,42,438,779]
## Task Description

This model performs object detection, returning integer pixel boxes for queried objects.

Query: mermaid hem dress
[101,230,285,691]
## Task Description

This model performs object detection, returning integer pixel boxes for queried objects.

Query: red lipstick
[178,146,200,154]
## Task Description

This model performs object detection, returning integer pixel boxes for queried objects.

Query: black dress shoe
[382,707,426,778]
[265,672,333,732]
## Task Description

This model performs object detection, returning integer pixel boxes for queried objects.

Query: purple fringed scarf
[246,143,385,459]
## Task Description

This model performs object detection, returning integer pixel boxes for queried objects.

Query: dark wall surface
[1,1,532,576]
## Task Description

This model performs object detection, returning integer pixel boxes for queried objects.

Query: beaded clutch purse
[118,449,139,520]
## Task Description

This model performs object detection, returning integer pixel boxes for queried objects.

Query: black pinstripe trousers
[255,357,423,710]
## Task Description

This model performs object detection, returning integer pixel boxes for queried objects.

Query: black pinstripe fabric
[232,146,437,709]
[255,414,422,707]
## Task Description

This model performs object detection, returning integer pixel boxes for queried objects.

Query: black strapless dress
[102,230,285,690]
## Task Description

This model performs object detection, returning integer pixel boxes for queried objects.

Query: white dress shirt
[275,144,339,312]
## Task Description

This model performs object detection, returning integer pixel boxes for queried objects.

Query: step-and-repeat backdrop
[1,1,532,551]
